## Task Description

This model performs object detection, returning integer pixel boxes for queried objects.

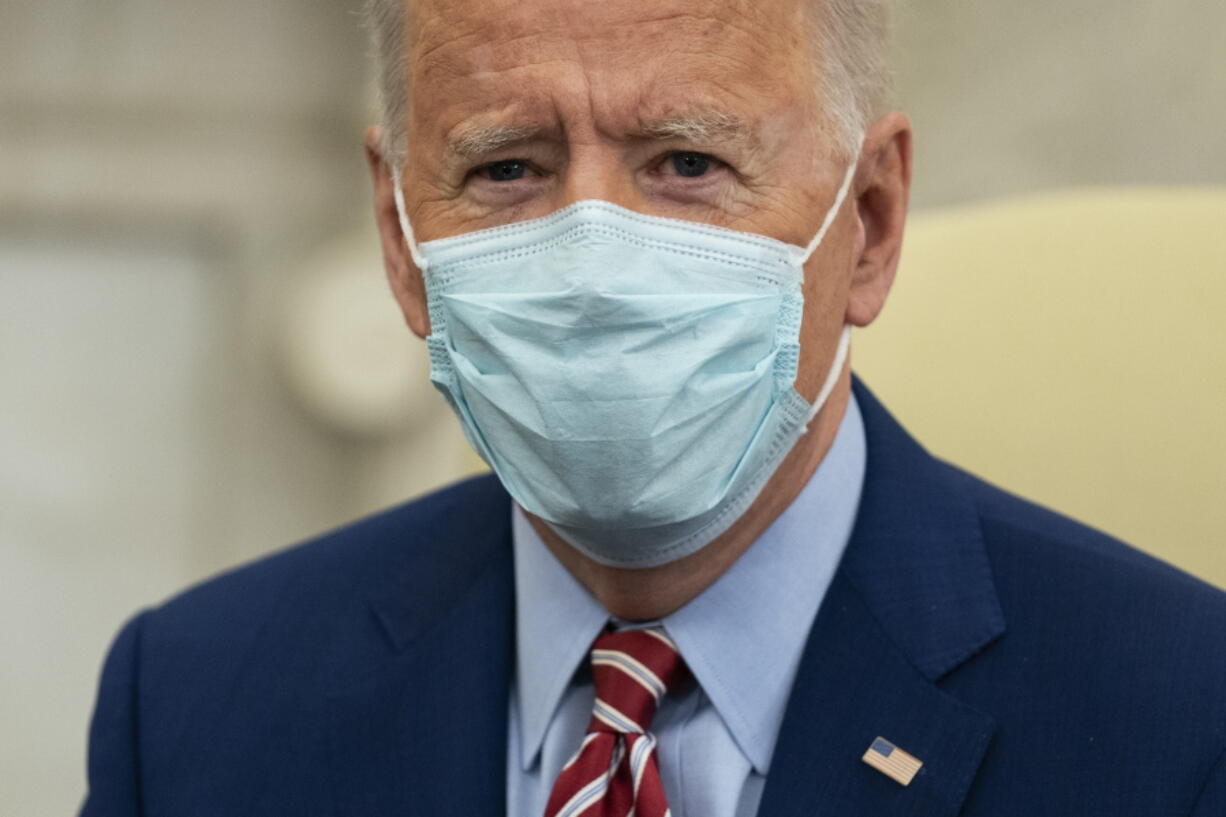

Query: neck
[529,371,853,621]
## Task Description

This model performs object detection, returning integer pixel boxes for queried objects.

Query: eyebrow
[443,110,758,161]
[637,112,755,148]
[446,123,542,159]
[647,111,750,141]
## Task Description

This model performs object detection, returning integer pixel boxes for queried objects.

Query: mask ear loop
[391,171,430,273]
[798,143,862,429]
[798,155,860,265]
[803,323,852,432]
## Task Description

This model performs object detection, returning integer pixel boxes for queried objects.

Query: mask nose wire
[798,155,861,265]
[391,171,430,273]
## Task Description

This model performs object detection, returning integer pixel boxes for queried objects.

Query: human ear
[845,112,912,328]
[364,125,431,339]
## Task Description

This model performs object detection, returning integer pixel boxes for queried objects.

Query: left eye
[482,160,528,182]
[669,152,714,178]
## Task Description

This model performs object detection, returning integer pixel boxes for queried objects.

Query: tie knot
[586,627,689,736]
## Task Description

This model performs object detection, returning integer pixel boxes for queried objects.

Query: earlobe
[364,126,432,339]
[844,113,912,328]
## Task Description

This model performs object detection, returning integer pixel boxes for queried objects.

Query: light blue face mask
[393,159,857,568]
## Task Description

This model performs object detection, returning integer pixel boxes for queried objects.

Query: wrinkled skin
[367,0,911,618]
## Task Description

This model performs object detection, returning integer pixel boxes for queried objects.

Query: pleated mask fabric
[394,159,857,568]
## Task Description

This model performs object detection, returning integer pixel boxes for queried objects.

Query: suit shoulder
[88,474,509,800]
[142,474,507,646]
[937,463,1226,797]
[946,461,1226,646]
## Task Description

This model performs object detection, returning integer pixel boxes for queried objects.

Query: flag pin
[862,736,923,786]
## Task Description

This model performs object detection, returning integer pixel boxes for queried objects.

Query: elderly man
[81,0,1226,815]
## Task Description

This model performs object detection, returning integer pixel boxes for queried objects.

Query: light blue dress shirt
[507,394,867,817]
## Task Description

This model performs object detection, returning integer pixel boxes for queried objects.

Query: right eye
[480,160,529,182]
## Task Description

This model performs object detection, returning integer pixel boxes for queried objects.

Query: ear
[845,112,912,328]
[365,125,431,338]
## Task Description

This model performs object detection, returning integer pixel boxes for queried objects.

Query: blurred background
[2,0,1223,813]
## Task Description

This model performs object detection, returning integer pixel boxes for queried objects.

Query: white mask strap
[799,155,860,265]
[803,323,853,431]
[811,323,852,413]
[391,172,429,273]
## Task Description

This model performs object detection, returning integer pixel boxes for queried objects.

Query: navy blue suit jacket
[81,379,1226,816]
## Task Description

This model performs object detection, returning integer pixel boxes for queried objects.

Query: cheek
[792,282,850,399]
[407,188,507,243]
[798,224,858,335]
[714,184,796,234]
[800,278,845,341]
[807,228,853,283]
[727,161,834,246]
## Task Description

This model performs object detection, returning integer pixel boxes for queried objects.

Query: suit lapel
[758,379,1006,816]
[757,572,997,816]
[324,479,515,817]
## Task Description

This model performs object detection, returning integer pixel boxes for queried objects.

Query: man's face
[379,0,908,403]
[405,0,832,239]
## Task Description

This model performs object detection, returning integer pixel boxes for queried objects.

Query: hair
[363,0,892,170]
[813,0,894,156]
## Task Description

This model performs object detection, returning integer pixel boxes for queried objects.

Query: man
[81,0,1226,814]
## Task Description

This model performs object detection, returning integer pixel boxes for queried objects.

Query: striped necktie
[543,627,691,817]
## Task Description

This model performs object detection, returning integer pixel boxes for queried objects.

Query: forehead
[406,0,816,138]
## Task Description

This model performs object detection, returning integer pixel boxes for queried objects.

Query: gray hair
[364,0,892,170]
[814,0,894,155]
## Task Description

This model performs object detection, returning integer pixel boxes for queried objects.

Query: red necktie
[543,627,690,817]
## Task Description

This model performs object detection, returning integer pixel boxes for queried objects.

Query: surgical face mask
[393,158,857,568]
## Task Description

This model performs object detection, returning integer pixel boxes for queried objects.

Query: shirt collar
[511,507,608,772]
[512,393,867,774]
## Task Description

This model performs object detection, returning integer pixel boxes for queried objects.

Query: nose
[556,142,643,213]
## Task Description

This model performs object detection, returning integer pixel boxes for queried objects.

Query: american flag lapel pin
[862,736,923,786]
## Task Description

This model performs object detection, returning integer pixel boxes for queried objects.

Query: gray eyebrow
[446,123,541,158]
[638,112,755,146]
[444,111,754,160]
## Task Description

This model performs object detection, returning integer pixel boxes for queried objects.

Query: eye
[481,160,528,182]
[669,152,714,178]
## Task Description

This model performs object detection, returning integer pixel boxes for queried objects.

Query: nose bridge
[558,138,641,212]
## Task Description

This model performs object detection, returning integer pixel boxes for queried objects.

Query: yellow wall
[856,188,1226,589]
